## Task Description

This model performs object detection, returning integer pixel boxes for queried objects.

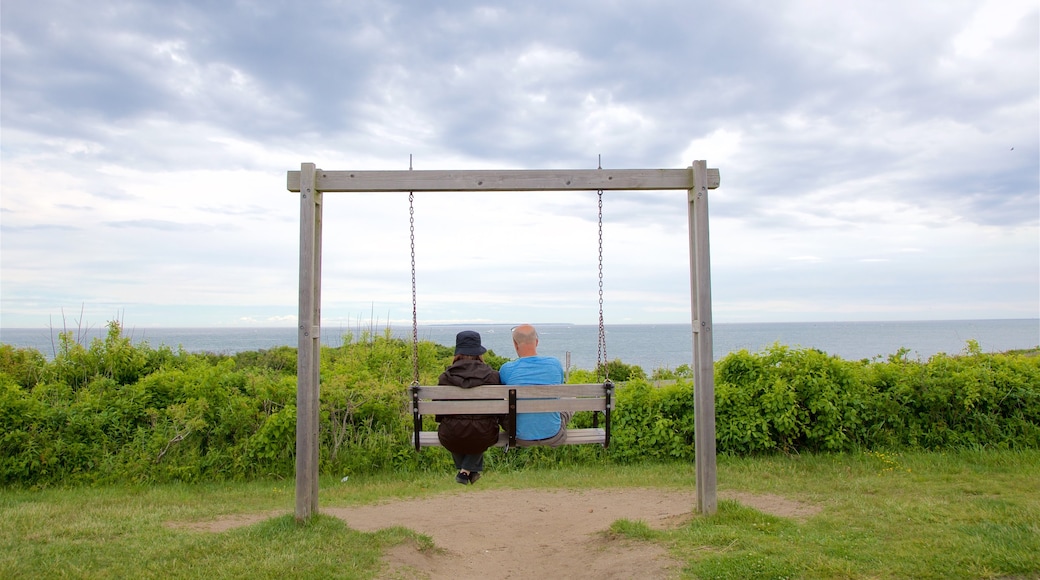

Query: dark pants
[452,451,485,473]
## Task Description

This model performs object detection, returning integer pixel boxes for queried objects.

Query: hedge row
[613,342,1039,462]
[1,323,1037,486]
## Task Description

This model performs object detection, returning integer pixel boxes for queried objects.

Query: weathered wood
[418,400,511,415]
[295,163,322,521]
[418,398,606,415]
[507,383,610,397]
[553,428,608,444]
[413,383,609,399]
[287,168,721,192]
[688,160,717,515]
[414,384,610,414]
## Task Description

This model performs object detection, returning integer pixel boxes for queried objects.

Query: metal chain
[409,191,419,386]
[597,188,608,381]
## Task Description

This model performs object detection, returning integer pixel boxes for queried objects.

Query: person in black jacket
[436,330,504,484]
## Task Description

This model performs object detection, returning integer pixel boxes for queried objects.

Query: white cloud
[1,0,1036,328]
[952,0,1037,59]
[681,128,742,169]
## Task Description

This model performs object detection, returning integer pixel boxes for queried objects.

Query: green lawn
[2,449,1037,579]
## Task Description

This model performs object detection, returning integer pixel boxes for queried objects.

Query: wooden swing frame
[287,161,721,521]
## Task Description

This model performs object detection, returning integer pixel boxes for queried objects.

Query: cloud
[1,0,1036,328]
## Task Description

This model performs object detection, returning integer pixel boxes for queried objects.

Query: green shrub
[1,321,1037,487]
[714,346,867,453]
[609,379,695,462]
[597,359,646,381]
[0,344,47,388]
[233,346,297,374]
[863,343,1040,449]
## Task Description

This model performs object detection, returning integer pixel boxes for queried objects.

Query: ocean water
[2,319,1037,372]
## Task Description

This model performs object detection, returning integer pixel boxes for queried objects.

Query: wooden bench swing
[410,382,614,450]
[406,185,614,450]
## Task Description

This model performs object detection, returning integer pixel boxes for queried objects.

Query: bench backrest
[413,383,610,414]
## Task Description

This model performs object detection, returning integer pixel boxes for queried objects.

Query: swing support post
[688,160,717,515]
[288,161,720,520]
[295,163,322,521]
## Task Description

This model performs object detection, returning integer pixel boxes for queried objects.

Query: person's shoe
[467,472,481,484]
[455,471,470,485]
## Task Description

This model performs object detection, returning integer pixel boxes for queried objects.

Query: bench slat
[515,399,607,413]
[418,400,509,414]
[413,385,513,399]
[557,428,608,444]
[417,398,605,416]
[413,383,608,398]
[504,384,609,397]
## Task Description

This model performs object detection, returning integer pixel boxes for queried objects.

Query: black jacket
[436,359,504,454]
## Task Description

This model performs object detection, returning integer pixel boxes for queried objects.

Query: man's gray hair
[511,325,539,344]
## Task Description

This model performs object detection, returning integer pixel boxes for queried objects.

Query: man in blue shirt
[499,324,571,446]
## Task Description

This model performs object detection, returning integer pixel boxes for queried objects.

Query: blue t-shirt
[499,356,566,440]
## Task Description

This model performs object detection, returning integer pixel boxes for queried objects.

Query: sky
[1,0,1038,330]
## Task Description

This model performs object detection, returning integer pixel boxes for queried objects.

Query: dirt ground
[171,488,819,579]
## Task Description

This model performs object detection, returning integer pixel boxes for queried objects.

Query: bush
[712,342,1040,454]
[609,379,695,462]
[0,344,47,389]
[863,341,1040,449]
[1,322,1037,487]
[714,345,868,453]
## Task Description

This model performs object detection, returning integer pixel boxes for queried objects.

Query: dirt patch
[325,488,690,579]
[167,488,819,579]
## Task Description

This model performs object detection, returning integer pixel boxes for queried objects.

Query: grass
[1,449,1038,579]
[663,450,1040,579]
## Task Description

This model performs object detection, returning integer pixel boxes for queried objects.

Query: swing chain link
[409,191,419,386]
[597,189,608,381]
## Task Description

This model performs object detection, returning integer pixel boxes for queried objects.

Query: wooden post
[688,160,717,515]
[295,162,322,521]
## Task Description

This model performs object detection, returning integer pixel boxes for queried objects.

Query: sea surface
[2,319,1037,372]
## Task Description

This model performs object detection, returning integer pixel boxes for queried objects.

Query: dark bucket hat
[454,330,487,356]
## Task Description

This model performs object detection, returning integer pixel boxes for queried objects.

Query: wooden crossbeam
[287,168,721,192]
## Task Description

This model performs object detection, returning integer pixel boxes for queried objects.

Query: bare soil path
[171,488,819,579]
